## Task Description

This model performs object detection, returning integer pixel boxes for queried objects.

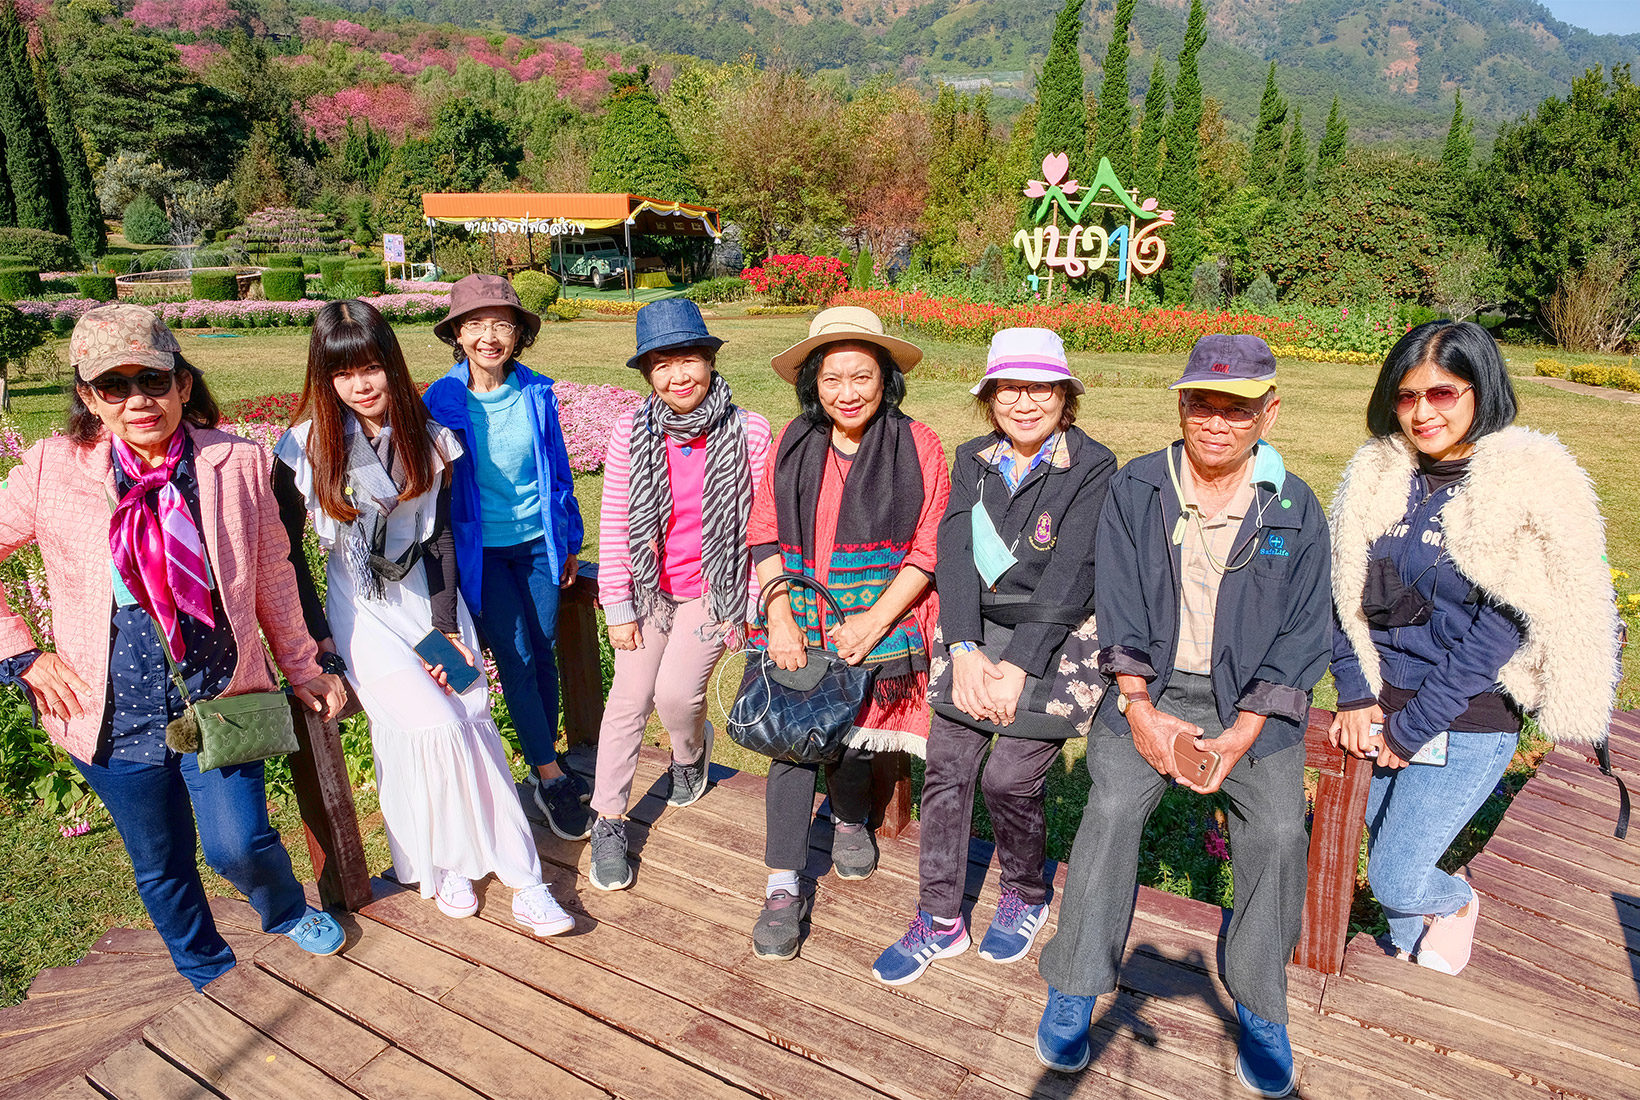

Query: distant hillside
[339,0,1640,144]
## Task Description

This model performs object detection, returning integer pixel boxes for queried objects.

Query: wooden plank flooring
[5,716,1639,1100]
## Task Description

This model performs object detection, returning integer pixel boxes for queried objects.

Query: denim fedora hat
[627,299,725,370]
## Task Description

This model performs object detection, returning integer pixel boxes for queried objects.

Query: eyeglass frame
[1179,392,1270,427]
[989,380,1060,405]
[79,367,179,404]
[1394,383,1473,413]
[458,319,519,339]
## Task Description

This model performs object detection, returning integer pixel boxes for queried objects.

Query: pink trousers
[590,596,726,817]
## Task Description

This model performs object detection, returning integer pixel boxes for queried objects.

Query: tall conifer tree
[1315,95,1348,180]
[1282,106,1308,196]
[589,68,698,201]
[1133,56,1168,197]
[37,36,103,257]
[1439,89,1473,186]
[1247,63,1287,192]
[1031,0,1088,180]
[1092,0,1135,179]
[1160,0,1206,300]
[0,0,53,232]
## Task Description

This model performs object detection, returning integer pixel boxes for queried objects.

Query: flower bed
[16,292,451,329]
[1536,357,1640,392]
[742,255,848,306]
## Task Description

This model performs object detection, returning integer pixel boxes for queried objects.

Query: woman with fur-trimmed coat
[1329,320,1619,977]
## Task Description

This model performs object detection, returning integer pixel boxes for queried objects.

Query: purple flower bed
[16,292,452,329]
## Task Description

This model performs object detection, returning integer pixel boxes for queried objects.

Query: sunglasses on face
[992,381,1057,404]
[84,369,177,404]
[1182,395,1263,427]
[1395,383,1472,413]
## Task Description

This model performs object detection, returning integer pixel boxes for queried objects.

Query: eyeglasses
[1394,384,1472,413]
[992,381,1057,404]
[84,369,177,404]
[1182,395,1264,427]
[459,319,517,339]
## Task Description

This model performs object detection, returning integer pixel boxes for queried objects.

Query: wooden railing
[289,567,1370,975]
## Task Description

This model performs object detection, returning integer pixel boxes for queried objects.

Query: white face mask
[971,504,1018,588]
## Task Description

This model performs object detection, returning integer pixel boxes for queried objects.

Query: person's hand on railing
[1330,704,1386,759]
[294,672,348,719]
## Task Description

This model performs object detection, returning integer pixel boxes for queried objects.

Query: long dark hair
[794,340,906,427]
[297,299,435,523]
[67,354,220,445]
[1367,321,1517,442]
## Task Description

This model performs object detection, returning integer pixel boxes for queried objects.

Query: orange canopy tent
[420,193,721,237]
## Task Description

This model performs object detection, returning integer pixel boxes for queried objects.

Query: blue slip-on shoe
[1035,985,1096,1072]
[978,887,1049,964]
[284,908,345,957]
[871,911,970,985]
[1235,1002,1296,1097]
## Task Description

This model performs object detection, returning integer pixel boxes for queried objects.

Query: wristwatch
[1115,689,1151,715]
[318,652,348,677]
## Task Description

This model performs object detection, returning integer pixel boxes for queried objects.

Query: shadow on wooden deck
[5,716,1640,1100]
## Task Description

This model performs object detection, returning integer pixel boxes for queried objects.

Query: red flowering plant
[741,255,849,307]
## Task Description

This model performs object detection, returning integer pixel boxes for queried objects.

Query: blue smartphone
[413,629,481,694]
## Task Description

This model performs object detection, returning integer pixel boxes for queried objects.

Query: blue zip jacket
[423,360,584,612]
[1330,473,1523,757]
[1095,442,1332,759]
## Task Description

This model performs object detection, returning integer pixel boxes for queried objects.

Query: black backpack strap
[1593,738,1631,841]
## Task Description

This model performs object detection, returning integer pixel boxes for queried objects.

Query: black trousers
[918,712,1063,919]
[764,745,876,872]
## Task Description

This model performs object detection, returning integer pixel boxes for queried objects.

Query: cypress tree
[1315,95,1348,180]
[1281,106,1308,196]
[1160,0,1206,301]
[1439,89,1473,188]
[1246,62,1287,193]
[589,68,698,201]
[1133,56,1168,198]
[0,0,53,232]
[0,145,13,228]
[36,36,103,258]
[1031,0,1088,181]
[1092,0,1135,180]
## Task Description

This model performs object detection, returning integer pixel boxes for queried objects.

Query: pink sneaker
[1417,892,1479,975]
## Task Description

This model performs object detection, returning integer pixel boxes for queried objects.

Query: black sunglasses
[83,369,177,404]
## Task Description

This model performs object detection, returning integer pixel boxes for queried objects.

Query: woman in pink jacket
[0,305,348,990]
[586,299,771,891]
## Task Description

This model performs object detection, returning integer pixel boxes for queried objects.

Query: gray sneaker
[752,887,813,960]
[831,821,878,880]
[667,720,715,808]
[589,817,633,891]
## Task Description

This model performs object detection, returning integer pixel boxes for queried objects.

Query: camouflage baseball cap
[70,303,181,379]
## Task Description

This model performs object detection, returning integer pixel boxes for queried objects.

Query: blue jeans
[74,751,308,991]
[1364,729,1516,952]
[473,535,562,769]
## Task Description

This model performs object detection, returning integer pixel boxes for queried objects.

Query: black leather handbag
[726,573,878,765]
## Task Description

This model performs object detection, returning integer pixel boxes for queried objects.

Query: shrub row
[1536,358,1640,392]
[261,268,307,302]
[684,275,752,304]
[0,267,40,300]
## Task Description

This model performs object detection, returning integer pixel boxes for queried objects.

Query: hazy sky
[1537,0,1640,35]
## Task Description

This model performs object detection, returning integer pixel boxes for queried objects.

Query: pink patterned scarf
[109,431,215,659]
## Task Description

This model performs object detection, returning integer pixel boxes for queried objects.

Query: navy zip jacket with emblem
[1095,441,1332,759]
[936,426,1118,677]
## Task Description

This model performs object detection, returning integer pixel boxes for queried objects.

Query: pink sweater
[597,405,772,625]
[0,427,323,763]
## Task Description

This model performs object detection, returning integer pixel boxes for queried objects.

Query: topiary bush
[0,267,42,300]
[301,256,322,274]
[0,228,80,271]
[0,254,30,269]
[190,270,239,301]
[1242,273,1277,310]
[122,196,170,246]
[261,253,300,269]
[261,267,306,302]
[512,269,560,315]
[319,256,348,286]
[77,273,117,301]
[346,263,386,294]
[100,255,133,275]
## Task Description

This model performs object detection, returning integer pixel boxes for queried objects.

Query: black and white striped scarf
[342,423,410,601]
[626,372,750,631]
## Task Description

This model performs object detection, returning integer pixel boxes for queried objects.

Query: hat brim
[770,331,924,384]
[1170,378,1276,398]
[970,365,1085,397]
[625,334,726,371]
[432,303,543,345]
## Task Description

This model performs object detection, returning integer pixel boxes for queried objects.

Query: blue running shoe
[284,908,345,957]
[1235,1003,1296,1097]
[978,887,1049,964]
[871,911,969,985]
[1035,985,1095,1072]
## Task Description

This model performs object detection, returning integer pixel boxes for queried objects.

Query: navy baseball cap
[1169,334,1277,398]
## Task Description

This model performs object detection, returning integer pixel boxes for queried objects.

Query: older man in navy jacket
[1034,335,1331,1099]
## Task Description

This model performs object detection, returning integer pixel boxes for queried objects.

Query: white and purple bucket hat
[970,327,1085,396]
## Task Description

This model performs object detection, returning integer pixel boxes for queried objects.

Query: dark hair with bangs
[972,380,1079,435]
[1367,321,1517,442]
[793,340,906,427]
[67,354,220,445]
[297,299,435,523]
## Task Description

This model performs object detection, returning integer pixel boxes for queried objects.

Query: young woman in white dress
[273,299,573,937]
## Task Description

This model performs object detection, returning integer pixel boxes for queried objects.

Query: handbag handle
[761,571,850,644]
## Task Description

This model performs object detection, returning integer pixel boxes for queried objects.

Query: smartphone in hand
[1173,730,1223,788]
[413,629,480,694]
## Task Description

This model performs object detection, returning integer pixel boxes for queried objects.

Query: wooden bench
[291,567,1372,974]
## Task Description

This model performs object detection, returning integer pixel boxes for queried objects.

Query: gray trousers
[1036,673,1309,1024]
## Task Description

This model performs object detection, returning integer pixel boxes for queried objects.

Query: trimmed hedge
[301,256,322,275]
[0,267,42,300]
[0,254,30,269]
[512,269,560,315]
[77,273,117,301]
[260,252,300,269]
[261,268,306,302]
[0,227,80,270]
[319,256,348,286]
[101,255,133,275]
[190,270,239,301]
[346,263,386,294]
[684,275,752,304]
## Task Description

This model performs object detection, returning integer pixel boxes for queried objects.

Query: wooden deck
[6,716,1639,1100]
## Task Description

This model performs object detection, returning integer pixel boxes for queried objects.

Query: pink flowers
[130,0,237,32]
[16,294,452,330]
[302,85,428,143]
[554,382,645,473]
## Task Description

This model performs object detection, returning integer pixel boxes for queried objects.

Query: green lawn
[4,314,1638,1004]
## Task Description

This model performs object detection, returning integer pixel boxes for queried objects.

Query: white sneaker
[434,870,478,919]
[513,884,575,937]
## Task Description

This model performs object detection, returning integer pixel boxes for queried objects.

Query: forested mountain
[332,0,1638,142]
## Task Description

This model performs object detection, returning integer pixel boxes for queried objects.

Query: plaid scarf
[625,373,751,631]
[109,430,215,661]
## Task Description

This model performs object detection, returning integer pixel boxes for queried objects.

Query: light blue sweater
[464,372,545,547]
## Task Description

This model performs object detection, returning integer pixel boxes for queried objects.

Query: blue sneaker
[1035,985,1095,1072]
[1235,1003,1296,1097]
[871,911,970,985]
[284,908,345,957]
[978,887,1049,964]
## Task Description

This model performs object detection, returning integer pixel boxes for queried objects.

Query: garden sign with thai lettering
[1015,153,1173,301]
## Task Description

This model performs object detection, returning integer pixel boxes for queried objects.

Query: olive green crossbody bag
[149,616,299,772]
